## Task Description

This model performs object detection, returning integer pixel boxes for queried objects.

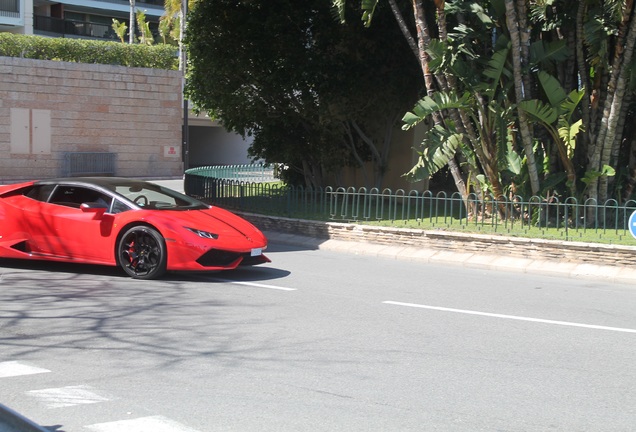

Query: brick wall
[0,56,183,182]
[239,213,636,268]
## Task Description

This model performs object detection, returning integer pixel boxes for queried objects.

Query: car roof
[34,177,154,188]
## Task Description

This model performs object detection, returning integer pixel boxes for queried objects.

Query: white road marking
[383,301,636,334]
[214,278,297,291]
[86,415,202,432]
[27,385,110,408]
[0,361,51,378]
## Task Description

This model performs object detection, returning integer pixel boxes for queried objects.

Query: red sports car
[0,177,270,279]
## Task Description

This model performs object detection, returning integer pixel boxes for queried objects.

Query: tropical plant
[136,10,154,45]
[519,71,586,198]
[335,0,635,217]
[111,19,128,43]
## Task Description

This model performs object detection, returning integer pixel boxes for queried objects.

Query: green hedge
[0,33,178,69]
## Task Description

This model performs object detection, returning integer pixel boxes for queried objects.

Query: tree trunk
[622,133,636,202]
[387,0,419,60]
[597,7,636,202]
[516,0,532,101]
[410,0,468,199]
[505,0,541,195]
[576,1,591,155]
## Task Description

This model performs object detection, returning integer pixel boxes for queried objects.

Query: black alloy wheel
[117,226,167,279]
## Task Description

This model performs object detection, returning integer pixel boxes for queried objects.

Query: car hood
[143,206,267,244]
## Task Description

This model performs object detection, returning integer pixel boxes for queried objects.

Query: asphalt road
[1,242,636,431]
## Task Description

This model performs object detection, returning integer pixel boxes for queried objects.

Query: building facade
[1,0,255,178]
[0,0,163,41]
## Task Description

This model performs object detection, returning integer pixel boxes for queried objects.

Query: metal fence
[183,173,636,244]
[0,0,19,15]
[185,164,277,184]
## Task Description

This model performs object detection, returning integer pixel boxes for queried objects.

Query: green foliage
[186,0,420,187]
[111,19,128,44]
[0,33,178,69]
[402,92,471,130]
[405,125,464,181]
[136,10,154,45]
[520,72,586,161]
[158,17,173,44]
[505,141,522,176]
[581,165,616,185]
[333,0,378,27]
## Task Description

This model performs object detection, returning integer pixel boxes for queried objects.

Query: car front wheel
[117,226,167,279]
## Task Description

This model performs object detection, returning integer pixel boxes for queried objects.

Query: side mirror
[80,202,108,218]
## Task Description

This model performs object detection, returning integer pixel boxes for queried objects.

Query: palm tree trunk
[387,0,419,59]
[505,0,541,195]
[516,0,532,100]
[410,0,468,199]
[597,3,636,202]
[622,133,636,202]
[576,1,591,154]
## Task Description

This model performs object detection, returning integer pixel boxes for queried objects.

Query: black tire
[117,226,167,279]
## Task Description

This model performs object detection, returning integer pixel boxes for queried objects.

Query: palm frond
[361,0,379,27]
[331,0,346,23]
[560,88,585,121]
[537,71,567,108]
[558,119,583,159]
[483,45,511,83]
[402,92,471,130]
[519,99,558,124]
[530,40,570,70]
[405,126,463,181]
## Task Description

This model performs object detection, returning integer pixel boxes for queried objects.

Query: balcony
[0,0,19,18]
[92,0,164,6]
[34,15,118,40]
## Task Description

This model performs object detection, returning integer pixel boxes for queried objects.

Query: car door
[37,185,118,263]
[19,184,64,255]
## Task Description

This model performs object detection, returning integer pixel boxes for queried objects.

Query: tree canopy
[184,0,422,187]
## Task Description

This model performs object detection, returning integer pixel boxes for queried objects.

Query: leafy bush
[0,33,178,69]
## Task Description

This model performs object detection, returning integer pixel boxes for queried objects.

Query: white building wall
[188,122,254,168]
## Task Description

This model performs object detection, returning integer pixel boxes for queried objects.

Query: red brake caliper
[127,240,138,267]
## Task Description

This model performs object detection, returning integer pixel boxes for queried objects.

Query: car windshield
[107,181,209,210]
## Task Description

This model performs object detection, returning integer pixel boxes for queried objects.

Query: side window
[112,199,132,214]
[25,184,56,202]
[49,186,112,209]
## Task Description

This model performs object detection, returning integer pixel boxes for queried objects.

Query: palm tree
[596,3,636,203]
[504,0,541,196]
[582,0,635,208]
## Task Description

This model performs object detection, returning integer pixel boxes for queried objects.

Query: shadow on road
[0,258,290,282]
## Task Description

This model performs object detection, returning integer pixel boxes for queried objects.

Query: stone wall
[0,56,183,182]
[239,213,636,268]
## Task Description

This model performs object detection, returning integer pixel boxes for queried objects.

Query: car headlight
[185,227,219,239]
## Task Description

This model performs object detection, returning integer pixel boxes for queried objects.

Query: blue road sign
[629,210,636,239]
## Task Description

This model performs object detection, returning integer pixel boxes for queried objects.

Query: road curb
[264,230,636,284]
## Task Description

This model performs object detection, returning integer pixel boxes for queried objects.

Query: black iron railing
[34,15,118,40]
[184,166,636,245]
[0,0,19,17]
